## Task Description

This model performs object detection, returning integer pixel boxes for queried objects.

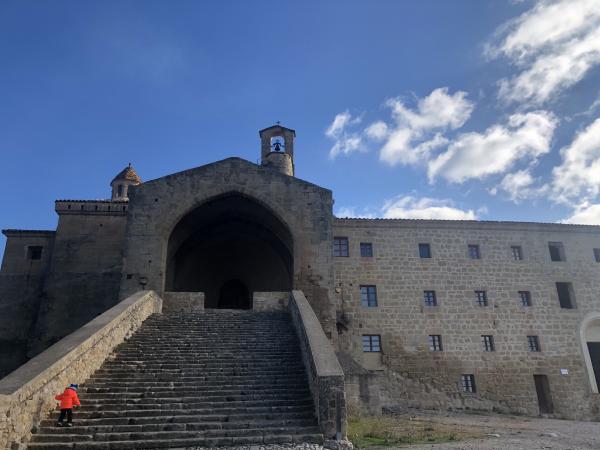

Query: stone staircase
[28,310,323,449]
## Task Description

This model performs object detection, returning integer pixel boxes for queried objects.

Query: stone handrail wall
[289,290,347,439]
[0,290,162,449]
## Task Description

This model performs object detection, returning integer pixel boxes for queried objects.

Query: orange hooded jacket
[55,387,81,409]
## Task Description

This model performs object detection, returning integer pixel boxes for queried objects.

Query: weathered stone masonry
[2,124,600,423]
[332,218,600,419]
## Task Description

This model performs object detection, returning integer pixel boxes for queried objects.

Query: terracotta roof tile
[111,164,142,184]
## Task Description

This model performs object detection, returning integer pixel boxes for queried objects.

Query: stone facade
[332,218,600,419]
[2,124,600,423]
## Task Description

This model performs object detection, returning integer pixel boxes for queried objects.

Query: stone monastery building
[3,124,600,435]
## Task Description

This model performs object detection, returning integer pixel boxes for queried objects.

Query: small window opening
[528,335,541,352]
[419,243,431,258]
[468,244,480,259]
[360,242,373,257]
[27,246,43,260]
[556,282,575,309]
[362,335,381,352]
[511,246,523,260]
[594,248,600,263]
[333,237,349,257]
[548,242,566,261]
[117,184,123,197]
[428,335,443,351]
[519,291,532,307]
[423,290,437,307]
[482,335,495,352]
[461,374,476,393]
[360,285,378,307]
[475,290,488,306]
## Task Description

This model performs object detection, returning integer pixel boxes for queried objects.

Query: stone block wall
[0,290,161,449]
[333,218,600,420]
[253,291,289,311]
[162,291,205,313]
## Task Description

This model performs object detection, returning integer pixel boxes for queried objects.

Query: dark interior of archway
[165,194,293,309]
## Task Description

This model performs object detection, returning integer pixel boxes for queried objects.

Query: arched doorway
[219,279,250,309]
[165,193,293,309]
[581,313,600,393]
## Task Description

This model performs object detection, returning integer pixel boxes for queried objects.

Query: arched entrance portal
[165,194,293,309]
[581,313,600,393]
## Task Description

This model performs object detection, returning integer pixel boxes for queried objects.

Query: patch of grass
[348,416,483,448]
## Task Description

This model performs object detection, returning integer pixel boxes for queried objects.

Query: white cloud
[561,203,600,225]
[382,196,477,220]
[326,111,364,158]
[552,116,600,204]
[428,111,557,183]
[492,169,548,203]
[376,88,474,166]
[488,0,600,105]
[365,121,388,141]
[334,206,376,219]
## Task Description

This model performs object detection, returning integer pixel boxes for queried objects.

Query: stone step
[29,309,323,448]
[40,408,314,428]
[37,418,316,435]
[33,425,322,443]
[66,402,314,415]
[44,409,314,423]
[27,433,324,449]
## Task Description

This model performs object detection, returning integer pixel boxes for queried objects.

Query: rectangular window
[475,290,488,306]
[360,285,378,307]
[360,242,373,257]
[362,335,381,352]
[519,291,532,307]
[461,374,476,393]
[423,290,437,307]
[468,244,480,259]
[428,335,443,351]
[556,282,575,309]
[594,248,600,263]
[333,237,349,257]
[26,246,43,260]
[482,335,495,352]
[528,335,541,352]
[548,242,565,261]
[117,184,123,197]
[419,243,431,258]
[511,246,523,260]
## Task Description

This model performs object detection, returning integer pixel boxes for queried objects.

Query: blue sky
[1,0,600,253]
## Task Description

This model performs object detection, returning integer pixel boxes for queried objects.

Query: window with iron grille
[419,243,431,258]
[548,242,566,261]
[511,246,523,260]
[333,237,349,257]
[482,335,495,352]
[428,335,443,351]
[362,335,381,352]
[556,282,575,309]
[27,246,43,260]
[423,290,437,307]
[594,248,600,263]
[360,242,373,257]
[461,374,476,393]
[519,291,532,307]
[475,290,488,306]
[468,244,480,259]
[527,335,541,352]
[360,285,378,307]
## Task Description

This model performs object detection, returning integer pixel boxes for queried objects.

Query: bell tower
[259,124,295,176]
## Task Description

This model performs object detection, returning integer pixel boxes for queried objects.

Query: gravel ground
[402,410,600,449]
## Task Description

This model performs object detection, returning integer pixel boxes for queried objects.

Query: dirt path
[401,411,600,449]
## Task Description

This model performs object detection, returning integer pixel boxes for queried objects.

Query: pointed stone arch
[164,192,294,309]
[580,312,600,393]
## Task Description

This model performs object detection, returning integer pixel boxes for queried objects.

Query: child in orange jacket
[55,384,80,427]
